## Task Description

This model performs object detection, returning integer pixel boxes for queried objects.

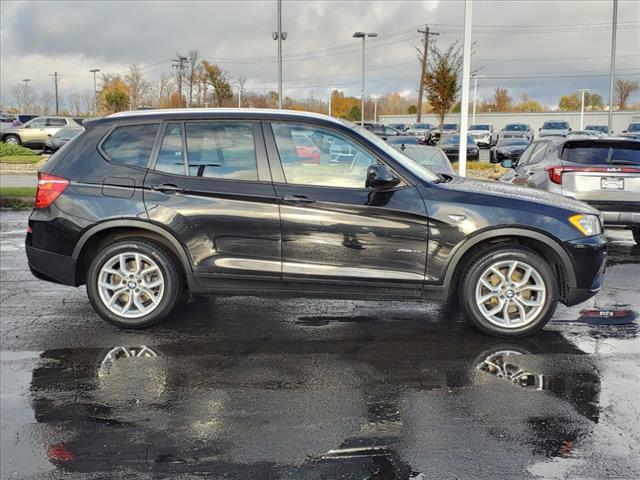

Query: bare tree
[39,91,55,115]
[124,64,151,110]
[614,79,639,110]
[201,60,232,107]
[187,50,199,107]
[67,92,84,116]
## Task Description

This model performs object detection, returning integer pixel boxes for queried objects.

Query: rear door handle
[152,184,185,194]
[281,194,315,204]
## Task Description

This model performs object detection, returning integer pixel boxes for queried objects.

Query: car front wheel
[86,239,180,328]
[460,246,558,337]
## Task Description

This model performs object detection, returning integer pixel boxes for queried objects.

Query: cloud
[1,0,639,107]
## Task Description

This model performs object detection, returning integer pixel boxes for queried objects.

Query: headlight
[569,214,602,236]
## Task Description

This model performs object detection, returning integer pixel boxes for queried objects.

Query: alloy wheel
[475,260,546,328]
[97,252,165,319]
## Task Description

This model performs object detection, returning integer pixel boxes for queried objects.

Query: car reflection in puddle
[27,328,605,478]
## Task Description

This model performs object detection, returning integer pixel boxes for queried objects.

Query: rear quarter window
[101,123,159,168]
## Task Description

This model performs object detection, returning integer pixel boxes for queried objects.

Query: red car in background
[296,144,321,164]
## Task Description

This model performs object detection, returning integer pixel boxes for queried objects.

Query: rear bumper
[26,244,78,286]
[585,201,640,228]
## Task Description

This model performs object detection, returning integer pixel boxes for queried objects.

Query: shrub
[0,144,36,157]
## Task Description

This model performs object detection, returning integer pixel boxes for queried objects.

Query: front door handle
[152,184,185,194]
[281,194,315,204]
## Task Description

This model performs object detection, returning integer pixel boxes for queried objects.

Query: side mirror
[47,134,52,137]
[366,164,400,189]
[501,159,514,169]
[622,130,627,133]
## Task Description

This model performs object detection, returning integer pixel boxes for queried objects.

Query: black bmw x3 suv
[26,109,606,337]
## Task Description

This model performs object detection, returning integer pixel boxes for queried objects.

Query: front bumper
[562,234,607,306]
[26,244,78,286]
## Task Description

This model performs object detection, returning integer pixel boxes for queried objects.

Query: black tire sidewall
[86,239,179,329]
[460,248,558,337]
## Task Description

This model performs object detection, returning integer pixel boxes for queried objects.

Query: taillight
[547,166,564,184]
[546,165,640,185]
[35,173,69,209]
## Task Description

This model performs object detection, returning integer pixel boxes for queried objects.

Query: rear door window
[155,123,185,175]
[185,122,258,180]
[101,123,160,168]
[46,118,67,127]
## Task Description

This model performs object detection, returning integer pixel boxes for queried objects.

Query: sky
[1,0,639,109]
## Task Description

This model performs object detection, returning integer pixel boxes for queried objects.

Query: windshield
[586,125,608,133]
[443,134,475,144]
[348,123,439,182]
[498,138,529,146]
[504,124,527,131]
[386,136,419,145]
[411,123,431,129]
[561,142,640,165]
[401,146,455,174]
[542,122,569,130]
[469,124,490,131]
[628,123,640,132]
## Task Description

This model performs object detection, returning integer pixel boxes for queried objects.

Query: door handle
[151,184,184,194]
[281,194,315,204]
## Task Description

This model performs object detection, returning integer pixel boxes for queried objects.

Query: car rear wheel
[3,135,20,145]
[460,247,558,337]
[632,228,640,246]
[86,239,180,328]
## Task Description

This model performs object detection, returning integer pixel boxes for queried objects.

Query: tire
[3,135,21,145]
[460,246,558,337]
[86,238,181,328]
[632,228,640,246]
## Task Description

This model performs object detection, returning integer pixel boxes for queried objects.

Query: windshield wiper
[609,160,638,165]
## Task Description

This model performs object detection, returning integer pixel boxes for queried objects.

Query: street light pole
[578,88,591,129]
[373,95,378,122]
[472,75,478,124]
[607,0,618,134]
[353,31,377,125]
[458,0,474,178]
[89,69,100,116]
[328,87,333,116]
[272,0,287,109]
[21,79,30,114]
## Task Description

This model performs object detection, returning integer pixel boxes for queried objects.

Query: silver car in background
[539,120,571,138]
[499,137,640,244]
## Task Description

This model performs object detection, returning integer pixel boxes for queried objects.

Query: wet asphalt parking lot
[1,209,639,480]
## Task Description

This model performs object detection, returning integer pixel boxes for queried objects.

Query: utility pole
[89,69,100,116]
[51,72,59,115]
[21,79,30,113]
[372,95,378,122]
[328,87,333,116]
[416,25,439,123]
[172,56,188,107]
[472,75,478,124]
[607,0,618,134]
[272,0,287,109]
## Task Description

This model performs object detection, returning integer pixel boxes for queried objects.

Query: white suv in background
[468,124,494,148]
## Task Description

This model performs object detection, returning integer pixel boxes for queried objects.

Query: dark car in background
[499,137,639,244]
[440,134,480,161]
[26,108,606,337]
[395,144,456,176]
[492,123,534,145]
[489,137,531,163]
[43,126,84,152]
